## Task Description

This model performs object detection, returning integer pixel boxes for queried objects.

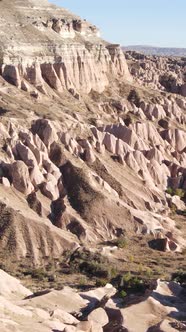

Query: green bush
[119,273,145,293]
[95,278,108,287]
[110,267,118,278]
[144,267,153,278]
[31,268,48,280]
[119,290,127,298]
[166,187,174,196]
[69,248,117,280]
[77,276,88,287]
[111,236,128,249]
[23,268,49,281]
[166,187,185,199]
[79,261,110,278]
[174,188,185,198]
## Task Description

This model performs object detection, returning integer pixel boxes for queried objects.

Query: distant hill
[122,45,186,57]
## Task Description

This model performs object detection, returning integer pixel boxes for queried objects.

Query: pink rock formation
[31,119,58,149]
[8,160,34,195]
[161,128,186,152]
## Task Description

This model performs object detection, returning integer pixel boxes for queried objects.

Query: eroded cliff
[0,0,132,95]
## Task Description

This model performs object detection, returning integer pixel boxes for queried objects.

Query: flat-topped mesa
[0,0,132,94]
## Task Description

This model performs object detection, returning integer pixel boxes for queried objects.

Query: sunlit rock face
[0,0,132,95]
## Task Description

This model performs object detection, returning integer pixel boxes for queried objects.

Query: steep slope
[0,0,185,294]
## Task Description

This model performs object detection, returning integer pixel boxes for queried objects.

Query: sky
[49,0,186,48]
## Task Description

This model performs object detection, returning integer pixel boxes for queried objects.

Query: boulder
[51,309,79,325]
[40,180,59,200]
[1,177,11,187]
[76,321,92,331]
[15,142,38,168]
[29,165,45,186]
[8,161,34,195]
[148,237,179,252]
[49,141,67,167]
[31,119,58,149]
[103,133,117,154]
[88,308,109,327]
[0,269,32,298]
[85,148,96,163]
[169,195,185,211]
[96,141,105,154]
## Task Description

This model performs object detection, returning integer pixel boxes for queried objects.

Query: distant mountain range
[122,45,186,57]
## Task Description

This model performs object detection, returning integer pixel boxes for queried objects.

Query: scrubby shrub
[110,267,118,278]
[69,248,118,280]
[176,210,186,216]
[31,268,47,280]
[129,255,134,263]
[166,187,185,199]
[77,276,88,287]
[175,224,182,230]
[95,278,108,287]
[144,267,153,278]
[113,272,146,294]
[79,261,110,278]
[23,268,49,281]
[119,290,127,298]
[174,188,185,198]
[111,236,128,249]
[166,187,174,196]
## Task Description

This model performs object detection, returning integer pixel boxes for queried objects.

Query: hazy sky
[50,0,186,48]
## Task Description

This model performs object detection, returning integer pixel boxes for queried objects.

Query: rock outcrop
[0,0,132,95]
[0,270,185,332]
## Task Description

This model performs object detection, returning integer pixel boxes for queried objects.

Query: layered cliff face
[0,0,131,95]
